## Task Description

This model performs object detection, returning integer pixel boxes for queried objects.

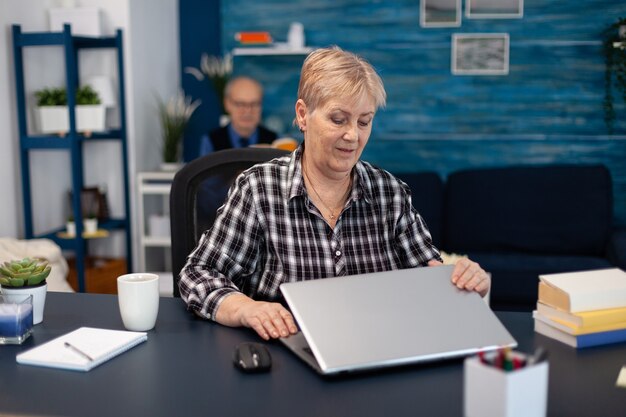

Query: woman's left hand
[428,258,490,297]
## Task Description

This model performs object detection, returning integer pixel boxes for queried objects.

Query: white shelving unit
[232,45,314,56]
[137,171,175,296]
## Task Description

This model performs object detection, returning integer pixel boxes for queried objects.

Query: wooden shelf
[56,229,110,239]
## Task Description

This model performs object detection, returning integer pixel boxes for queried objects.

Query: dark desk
[1,293,624,417]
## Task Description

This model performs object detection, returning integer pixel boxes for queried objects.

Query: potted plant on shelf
[35,85,105,136]
[84,213,98,234]
[603,17,626,134]
[66,215,76,236]
[157,90,201,170]
[0,258,51,325]
[185,53,232,124]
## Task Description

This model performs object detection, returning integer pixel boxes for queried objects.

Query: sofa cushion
[467,251,614,311]
[444,165,612,256]
[393,172,444,248]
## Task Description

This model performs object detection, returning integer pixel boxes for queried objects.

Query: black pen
[64,341,94,362]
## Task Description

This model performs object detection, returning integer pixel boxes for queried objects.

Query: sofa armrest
[607,227,626,269]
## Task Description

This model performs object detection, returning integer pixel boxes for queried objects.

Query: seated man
[199,76,277,154]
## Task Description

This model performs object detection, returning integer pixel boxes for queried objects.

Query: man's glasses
[229,99,261,110]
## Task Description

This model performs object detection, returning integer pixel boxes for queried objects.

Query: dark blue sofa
[395,164,626,311]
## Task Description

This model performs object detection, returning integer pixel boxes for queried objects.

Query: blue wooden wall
[182,0,626,225]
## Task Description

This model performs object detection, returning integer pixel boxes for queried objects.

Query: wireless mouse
[233,342,272,373]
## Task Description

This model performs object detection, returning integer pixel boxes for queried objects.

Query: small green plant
[35,86,101,106]
[35,87,66,106]
[158,90,201,163]
[76,85,101,105]
[0,258,51,288]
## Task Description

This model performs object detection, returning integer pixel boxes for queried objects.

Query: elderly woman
[179,46,490,340]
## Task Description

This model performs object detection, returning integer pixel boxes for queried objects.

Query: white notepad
[16,327,147,372]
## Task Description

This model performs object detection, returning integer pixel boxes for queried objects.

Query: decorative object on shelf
[158,90,201,167]
[287,22,305,49]
[66,216,76,236]
[84,75,117,125]
[603,17,626,134]
[0,258,51,325]
[185,53,232,113]
[232,24,313,56]
[34,85,105,136]
[235,31,273,45]
[83,215,98,234]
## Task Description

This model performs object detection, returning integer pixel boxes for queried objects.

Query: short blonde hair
[297,46,386,114]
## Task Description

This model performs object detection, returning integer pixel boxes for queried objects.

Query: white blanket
[0,237,73,292]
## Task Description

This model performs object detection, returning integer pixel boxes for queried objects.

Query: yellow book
[533,310,626,335]
[538,268,626,312]
[536,302,626,328]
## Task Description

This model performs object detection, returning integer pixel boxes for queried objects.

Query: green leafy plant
[184,53,232,113]
[35,87,66,106]
[35,86,101,106]
[0,258,51,288]
[158,90,201,163]
[603,17,626,134]
[76,85,101,105]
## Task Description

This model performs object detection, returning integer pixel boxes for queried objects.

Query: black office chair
[170,147,289,297]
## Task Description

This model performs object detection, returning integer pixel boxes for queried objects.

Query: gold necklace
[302,159,352,221]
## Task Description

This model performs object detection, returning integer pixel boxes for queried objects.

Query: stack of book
[533,268,626,348]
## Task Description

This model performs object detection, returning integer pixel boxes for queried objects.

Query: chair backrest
[393,171,445,249]
[170,147,289,297]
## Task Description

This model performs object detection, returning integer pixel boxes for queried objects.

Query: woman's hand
[216,293,299,340]
[428,258,490,297]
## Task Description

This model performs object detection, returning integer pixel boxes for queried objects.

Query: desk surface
[1,292,624,417]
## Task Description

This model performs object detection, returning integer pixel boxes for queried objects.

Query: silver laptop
[279,265,517,375]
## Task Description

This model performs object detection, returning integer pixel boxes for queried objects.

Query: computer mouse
[233,342,272,373]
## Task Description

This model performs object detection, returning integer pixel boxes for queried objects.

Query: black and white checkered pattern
[179,146,441,320]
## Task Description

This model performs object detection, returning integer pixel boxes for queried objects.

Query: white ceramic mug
[117,273,159,331]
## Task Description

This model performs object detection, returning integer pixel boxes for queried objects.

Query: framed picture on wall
[451,33,510,75]
[420,0,461,28]
[466,0,523,19]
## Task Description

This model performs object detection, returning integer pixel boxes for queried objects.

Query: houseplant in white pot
[0,258,51,325]
[35,85,105,136]
[157,90,201,170]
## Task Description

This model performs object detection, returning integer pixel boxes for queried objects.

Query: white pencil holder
[464,353,549,417]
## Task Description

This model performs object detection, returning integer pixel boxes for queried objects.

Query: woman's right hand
[216,293,298,340]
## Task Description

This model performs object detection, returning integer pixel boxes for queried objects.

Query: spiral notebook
[16,327,147,372]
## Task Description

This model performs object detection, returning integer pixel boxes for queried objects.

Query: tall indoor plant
[0,258,51,324]
[185,53,232,114]
[157,90,201,169]
[603,17,626,134]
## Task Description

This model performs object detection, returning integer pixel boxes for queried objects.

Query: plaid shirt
[179,146,441,320]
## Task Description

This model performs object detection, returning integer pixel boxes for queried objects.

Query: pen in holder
[464,348,549,417]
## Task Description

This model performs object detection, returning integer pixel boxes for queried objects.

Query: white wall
[0,0,179,270]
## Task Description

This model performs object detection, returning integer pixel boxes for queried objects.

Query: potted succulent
[157,90,201,170]
[35,85,105,136]
[84,212,98,234]
[603,17,626,134]
[66,215,76,236]
[0,258,51,325]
